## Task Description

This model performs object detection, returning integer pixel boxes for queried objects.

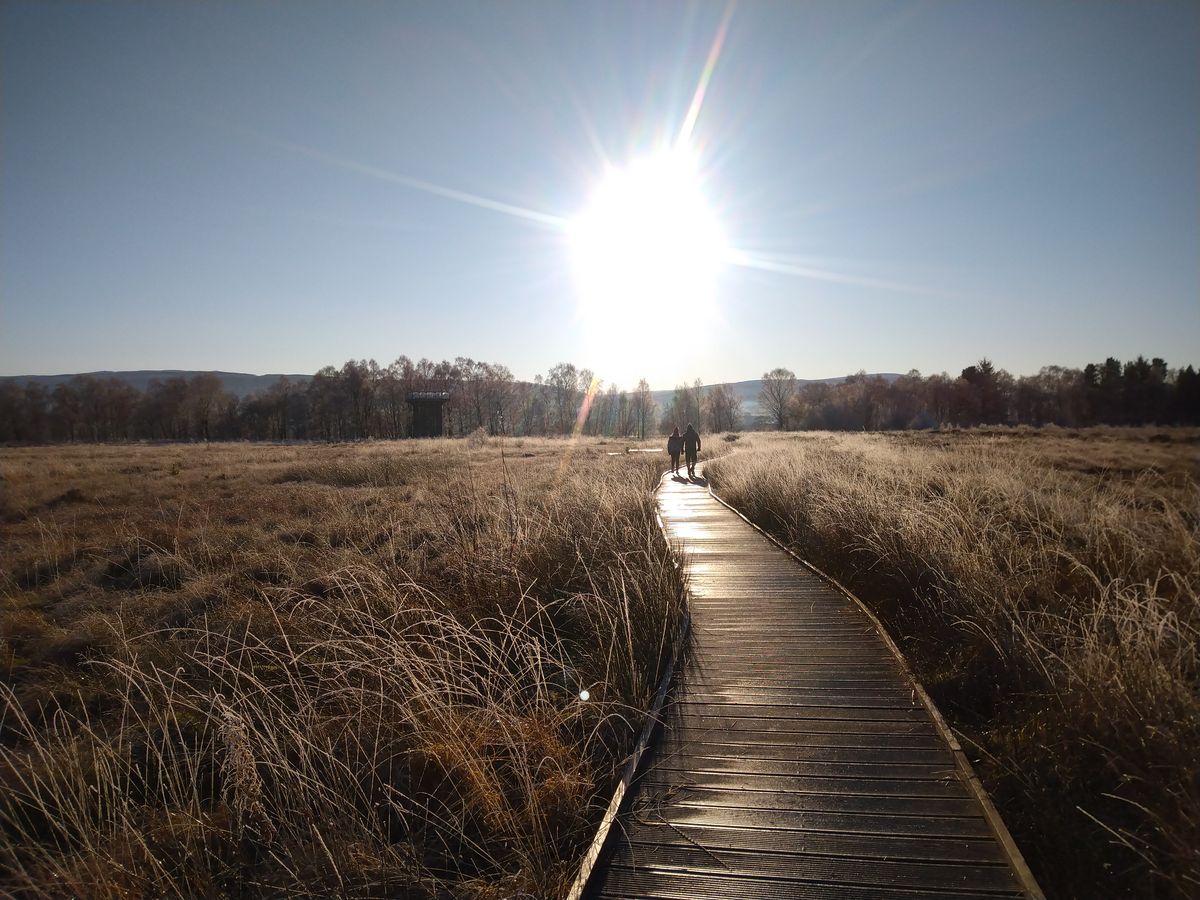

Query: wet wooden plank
[668,719,943,739]
[640,769,970,798]
[610,843,1020,894]
[650,754,962,781]
[632,783,985,818]
[615,821,1013,866]
[661,725,947,750]
[585,471,1038,899]
[674,701,925,718]
[653,739,958,765]
[681,675,908,687]
[595,866,1017,900]
[681,693,923,708]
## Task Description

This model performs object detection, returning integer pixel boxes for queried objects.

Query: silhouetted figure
[683,423,701,478]
[666,427,683,475]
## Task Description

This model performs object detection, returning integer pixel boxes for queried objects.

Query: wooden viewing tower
[406,391,450,438]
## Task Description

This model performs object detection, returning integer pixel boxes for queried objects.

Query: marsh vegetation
[1,439,685,898]
[4,427,1196,898]
[706,428,1199,899]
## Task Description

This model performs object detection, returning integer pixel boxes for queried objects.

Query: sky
[2,1,1197,389]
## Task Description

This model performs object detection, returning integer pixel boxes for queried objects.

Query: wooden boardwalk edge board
[564,489,691,900]
[704,483,1046,900]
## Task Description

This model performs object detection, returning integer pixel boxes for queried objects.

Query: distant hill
[0,370,311,399]
[650,374,901,415]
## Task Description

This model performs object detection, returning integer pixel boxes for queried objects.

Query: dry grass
[0,438,685,898]
[705,427,1200,899]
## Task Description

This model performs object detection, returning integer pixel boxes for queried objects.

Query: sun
[568,145,728,327]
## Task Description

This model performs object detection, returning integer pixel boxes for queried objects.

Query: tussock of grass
[274,454,446,488]
[706,430,1199,899]
[0,439,685,898]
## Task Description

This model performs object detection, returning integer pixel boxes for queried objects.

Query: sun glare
[568,146,727,327]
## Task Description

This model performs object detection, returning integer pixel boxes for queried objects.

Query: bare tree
[340,360,379,438]
[484,363,515,434]
[632,378,655,440]
[51,381,82,441]
[377,361,410,439]
[546,362,581,434]
[515,374,548,435]
[142,377,191,439]
[687,378,703,430]
[593,383,620,435]
[452,360,515,435]
[187,374,229,441]
[307,366,347,440]
[705,383,742,432]
[792,381,831,429]
[456,357,487,432]
[577,368,597,434]
[616,387,633,436]
[759,367,797,430]
[664,378,704,434]
[105,379,141,440]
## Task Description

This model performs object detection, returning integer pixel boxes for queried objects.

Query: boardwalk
[584,471,1042,900]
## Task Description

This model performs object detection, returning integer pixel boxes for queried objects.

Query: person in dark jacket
[666,427,683,475]
[683,423,701,478]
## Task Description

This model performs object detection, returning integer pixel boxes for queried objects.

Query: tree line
[758,356,1200,430]
[0,358,661,443]
[2,353,1196,444]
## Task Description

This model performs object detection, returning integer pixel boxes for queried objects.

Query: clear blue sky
[2,1,1197,389]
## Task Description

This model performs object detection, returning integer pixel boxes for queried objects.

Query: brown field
[0,438,686,898]
[706,427,1200,899]
[5,428,1197,899]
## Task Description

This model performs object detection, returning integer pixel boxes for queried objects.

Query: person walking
[666,427,683,475]
[683,423,701,478]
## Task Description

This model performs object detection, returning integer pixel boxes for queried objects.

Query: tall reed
[706,430,1198,899]
[1,440,685,898]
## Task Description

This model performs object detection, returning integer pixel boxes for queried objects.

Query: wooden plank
[680,675,908,687]
[663,723,947,747]
[681,696,921,710]
[593,866,1017,900]
[649,804,995,839]
[653,739,957,765]
[688,667,906,680]
[650,754,962,781]
[639,784,985,818]
[674,702,925,719]
[669,717,940,736]
[610,843,1021,893]
[641,768,970,798]
[609,820,1012,864]
[615,821,1013,865]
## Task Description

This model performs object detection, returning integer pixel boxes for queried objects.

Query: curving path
[583,470,1043,900]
